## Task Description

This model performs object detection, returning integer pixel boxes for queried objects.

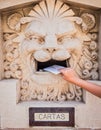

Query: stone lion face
[4,0,97,101]
[19,18,83,101]
[18,0,88,101]
[22,19,82,72]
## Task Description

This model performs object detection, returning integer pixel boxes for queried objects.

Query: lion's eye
[57,37,63,44]
[29,36,45,44]
[57,35,73,44]
[38,37,45,44]
[29,37,33,40]
[31,36,39,40]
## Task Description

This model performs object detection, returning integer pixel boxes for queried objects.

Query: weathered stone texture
[0,13,4,80]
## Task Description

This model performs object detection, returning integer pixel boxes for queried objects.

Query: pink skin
[60,68,101,98]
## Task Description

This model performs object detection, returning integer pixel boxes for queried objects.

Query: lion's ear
[7,13,22,31]
[81,13,96,31]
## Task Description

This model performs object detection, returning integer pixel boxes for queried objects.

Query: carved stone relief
[2,0,99,102]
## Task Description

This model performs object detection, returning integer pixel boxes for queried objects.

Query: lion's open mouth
[37,60,68,71]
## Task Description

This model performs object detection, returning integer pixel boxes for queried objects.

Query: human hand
[59,67,79,83]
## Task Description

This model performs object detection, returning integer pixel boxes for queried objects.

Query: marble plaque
[29,107,75,126]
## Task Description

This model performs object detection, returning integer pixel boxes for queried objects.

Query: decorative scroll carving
[3,0,99,102]
[81,13,96,31]
[3,33,22,79]
[7,13,22,30]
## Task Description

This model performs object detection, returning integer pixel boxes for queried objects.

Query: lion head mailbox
[3,0,98,102]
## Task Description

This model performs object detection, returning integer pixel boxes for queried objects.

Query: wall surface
[67,0,101,8]
[0,0,101,129]
[0,80,101,129]
[0,0,101,10]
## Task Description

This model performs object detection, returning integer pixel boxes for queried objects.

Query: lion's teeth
[39,69,43,72]
[66,60,70,67]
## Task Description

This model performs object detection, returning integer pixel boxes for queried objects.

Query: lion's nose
[44,34,58,53]
[46,48,56,53]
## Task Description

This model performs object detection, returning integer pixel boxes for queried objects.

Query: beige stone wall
[98,13,101,80]
[0,0,101,10]
[67,0,101,8]
[0,0,101,129]
[1,0,100,102]
[0,0,40,10]
[0,80,101,128]
[0,14,4,80]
